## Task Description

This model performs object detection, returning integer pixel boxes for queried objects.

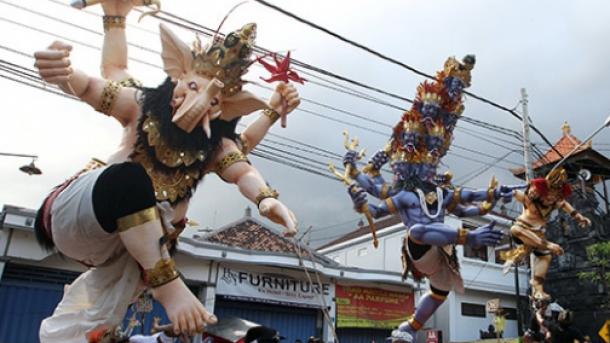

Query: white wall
[448,289,521,342]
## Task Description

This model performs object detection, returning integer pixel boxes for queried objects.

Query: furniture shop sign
[216,266,332,308]
[335,285,415,329]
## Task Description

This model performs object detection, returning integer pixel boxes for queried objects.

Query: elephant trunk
[172,78,224,135]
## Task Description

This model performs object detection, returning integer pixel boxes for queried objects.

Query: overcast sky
[1,0,609,247]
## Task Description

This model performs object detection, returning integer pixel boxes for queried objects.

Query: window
[501,307,518,320]
[461,302,486,318]
[464,245,488,261]
[495,248,508,265]
[357,247,368,256]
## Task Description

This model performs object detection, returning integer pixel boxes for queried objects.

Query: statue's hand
[496,184,526,201]
[348,184,367,212]
[575,213,591,228]
[101,0,135,16]
[259,198,298,237]
[34,41,74,86]
[268,82,300,117]
[547,242,564,256]
[466,221,503,248]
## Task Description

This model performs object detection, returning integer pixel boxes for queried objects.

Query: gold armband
[117,207,159,232]
[216,151,249,174]
[256,186,279,207]
[457,227,469,245]
[362,163,381,177]
[446,187,462,212]
[429,289,448,302]
[103,15,126,31]
[385,198,397,214]
[478,201,493,215]
[408,318,423,331]
[262,108,280,123]
[118,77,142,88]
[143,259,180,288]
[380,184,390,199]
[98,80,122,115]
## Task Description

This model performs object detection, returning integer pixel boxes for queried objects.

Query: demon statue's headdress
[387,55,475,184]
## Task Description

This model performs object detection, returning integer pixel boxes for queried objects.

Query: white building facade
[1,204,416,343]
[319,214,530,343]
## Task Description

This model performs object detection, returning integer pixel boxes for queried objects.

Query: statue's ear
[221,90,267,121]
[159,23,193,80]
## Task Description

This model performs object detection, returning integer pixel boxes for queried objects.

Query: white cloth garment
[39,168,143,343]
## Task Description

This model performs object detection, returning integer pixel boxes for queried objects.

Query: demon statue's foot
[387,330,414,343]
[151,278,217,335]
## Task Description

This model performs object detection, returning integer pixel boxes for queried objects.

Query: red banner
[335,285,415,329]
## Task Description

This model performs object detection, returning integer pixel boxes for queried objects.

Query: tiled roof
[316,215,403,250]
[511,121,591,176]
[201,218,312,257]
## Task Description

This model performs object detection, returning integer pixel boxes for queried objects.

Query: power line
[0,3,536,180]
[9,0,528,152]
[250,0,568,156]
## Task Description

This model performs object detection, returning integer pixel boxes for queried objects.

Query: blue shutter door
[0,263,79,343]
[214,298,320,342]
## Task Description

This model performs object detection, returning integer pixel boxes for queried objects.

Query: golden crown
[443,55,475,87]
[422,152,439,165]
[403,117,423,132]
[546,168,568,189]
[421,92,442,105]
[428,122,445,137]
[191,23,257,96]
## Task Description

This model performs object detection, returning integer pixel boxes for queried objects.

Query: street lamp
[0,152,42,175]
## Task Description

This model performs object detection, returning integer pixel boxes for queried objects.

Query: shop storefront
[214,265,333,342]
[335,284,415,343]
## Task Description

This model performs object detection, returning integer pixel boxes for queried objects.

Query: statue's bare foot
[151,278,217,335]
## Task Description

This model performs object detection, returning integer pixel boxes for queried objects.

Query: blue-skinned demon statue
[339,55,519,342]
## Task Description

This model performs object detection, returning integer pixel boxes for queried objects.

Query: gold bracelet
[143,259,180,288]
[262,108,281,123]
[380,184,390,199]
[457,227,469,245]
[216,151,249,174]
[446,187,462,212]
[385,198,397,214]
[118,77,142,88]
[256,186,279,207]
[478,202,493,215]
[98,80,122,115]
[487,187,495,203]
[103,15,126,31]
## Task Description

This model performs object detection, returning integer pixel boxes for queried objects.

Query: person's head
[244,326,285,343]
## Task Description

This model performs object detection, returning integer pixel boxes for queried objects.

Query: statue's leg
[392,286,448,342]
[390,238,448,342]
[531,251,552,300]
[94,162,216,335]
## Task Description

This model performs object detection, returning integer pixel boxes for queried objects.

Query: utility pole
[521,88,534,180]
[514,88,535,337]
